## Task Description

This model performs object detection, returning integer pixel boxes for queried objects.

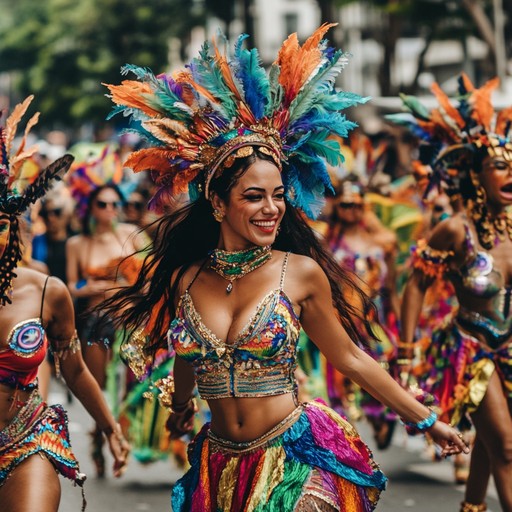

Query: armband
[410,239,454,278]
[51,330,81,378]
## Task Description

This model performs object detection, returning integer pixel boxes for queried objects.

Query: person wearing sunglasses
[325,176,401,450]
[66,151,145,478]
[123,188,150,229]
[33,189,76,284]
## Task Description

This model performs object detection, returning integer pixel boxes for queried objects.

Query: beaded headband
[105,24,368,219]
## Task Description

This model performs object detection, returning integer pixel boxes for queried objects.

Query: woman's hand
[104,424,130,477]
[428,421,470,458]
[166,399,197,440]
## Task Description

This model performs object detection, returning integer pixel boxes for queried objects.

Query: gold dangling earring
[213,209,224,223]
[469,171,495,249]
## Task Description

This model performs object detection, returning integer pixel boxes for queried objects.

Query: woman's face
[0,216,11,260]
[334,197,364,225]
[91,187,122,224]
[123,191,145,224]
[479,155,512,208]
[215,158,285,250]
[40,198,70,234]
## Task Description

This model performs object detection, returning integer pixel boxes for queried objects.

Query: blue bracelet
[402,409,438,435]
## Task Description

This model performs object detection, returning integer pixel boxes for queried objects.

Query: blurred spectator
[32,186,75,283]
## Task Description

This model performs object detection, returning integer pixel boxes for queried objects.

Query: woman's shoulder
[284,252,324,280]
[171,260,206,294]
[117,222,139,237]
[428,212,466,251]
[66,233,86,247]
[15,268,67,298]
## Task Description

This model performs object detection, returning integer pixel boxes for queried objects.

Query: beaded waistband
[208,404,303,454]
[0,390,45,446]
[456,307,512,349]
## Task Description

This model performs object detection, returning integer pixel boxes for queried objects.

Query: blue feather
[233,35,269,120]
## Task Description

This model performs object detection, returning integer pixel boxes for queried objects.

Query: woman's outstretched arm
[298,256,468,456]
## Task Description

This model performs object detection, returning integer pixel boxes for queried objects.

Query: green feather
[399,93,431,121]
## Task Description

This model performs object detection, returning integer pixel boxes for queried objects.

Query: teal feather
[188,43,238,120]
[266,64,283,117]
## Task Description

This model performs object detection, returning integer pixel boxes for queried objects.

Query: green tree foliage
[0,0,205,127]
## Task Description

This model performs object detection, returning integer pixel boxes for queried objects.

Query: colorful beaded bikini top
[167,253,301,400]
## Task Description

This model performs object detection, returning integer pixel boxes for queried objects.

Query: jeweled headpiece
[0,95,74,305]
[67,143,123,219]
[387,73,512,196]
[105,23,367,219]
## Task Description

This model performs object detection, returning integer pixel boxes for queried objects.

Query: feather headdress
[67,143,123,219]
[0,95,74,305]
[387,73,512,196]
[104,24,368,219]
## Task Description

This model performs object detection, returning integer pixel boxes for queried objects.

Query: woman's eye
[274,193,285,200]
[0,224,8,233]
[244,195,262,201]
[491,160,509,171]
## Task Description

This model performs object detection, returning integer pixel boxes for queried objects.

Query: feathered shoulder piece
[387,73,512,195]
[0,95,74,216]
[67,143,122,219]
[104,24,368,218]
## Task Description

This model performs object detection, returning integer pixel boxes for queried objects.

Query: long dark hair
[101,148,377,356]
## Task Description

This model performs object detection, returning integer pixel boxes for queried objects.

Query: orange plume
[430,82,465,130]
[104,81,163,118]
[469,77,499,131]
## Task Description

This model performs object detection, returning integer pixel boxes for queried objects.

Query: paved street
[54,381,500,512]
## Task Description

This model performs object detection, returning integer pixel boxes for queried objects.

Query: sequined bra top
[450,223,505,300]
[167,253,301,400]
[0,277,49,390]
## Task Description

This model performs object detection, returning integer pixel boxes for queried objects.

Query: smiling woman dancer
[0,97,129,512]
[391,75,512,512]
[102,25,466,511]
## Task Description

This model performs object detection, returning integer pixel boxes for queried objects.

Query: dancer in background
[0,96,128,512]
[101,25,467,511]
[66,146,143,477]
[392,74,512,512]
[327,176,399,449]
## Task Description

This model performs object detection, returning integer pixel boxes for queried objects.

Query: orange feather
[15,112,40,158]
[470,77,499,130]
[4,95,34,156]
[430,82,465,129]
[431,110,457,142]
[144,118,201,145]
[213,45,242,102]
[495,107,512,136]
[277,23,334,104]
[104,81,163,117]
[177,73,218,105]
[460,72,475,93]
[124,148,178,173]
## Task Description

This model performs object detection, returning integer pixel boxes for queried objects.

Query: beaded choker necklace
[209,245,272,293]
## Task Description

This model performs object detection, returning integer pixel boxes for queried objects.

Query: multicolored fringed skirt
[0,390,86,494]
[422,319,512,429]
[171,400,386,511]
